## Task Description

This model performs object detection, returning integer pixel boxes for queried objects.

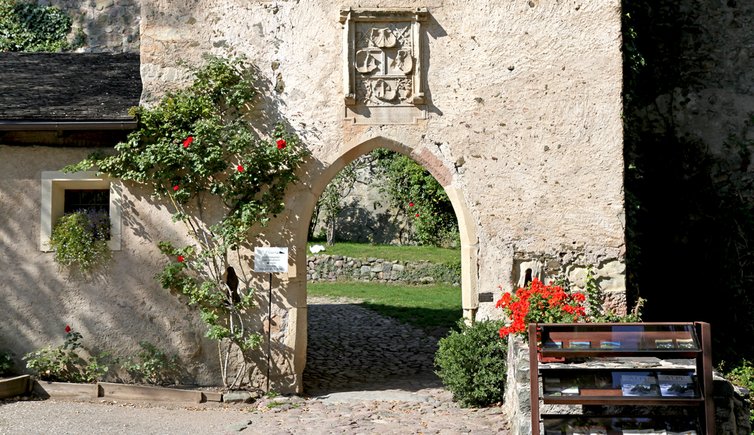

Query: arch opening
[288,136,479,394]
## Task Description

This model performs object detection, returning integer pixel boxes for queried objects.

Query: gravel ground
[0,296,509,434]
[0,393,508,434]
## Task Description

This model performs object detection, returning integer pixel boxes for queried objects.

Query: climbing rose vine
[67,55,309,388]
[496,278,586,338]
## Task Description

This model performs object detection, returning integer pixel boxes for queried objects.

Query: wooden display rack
[528,322,714,435]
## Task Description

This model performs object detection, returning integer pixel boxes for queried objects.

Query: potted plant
[49,210,111,274]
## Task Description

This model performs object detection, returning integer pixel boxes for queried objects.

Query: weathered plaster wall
[0,145,220,385]
[136,0,625,392]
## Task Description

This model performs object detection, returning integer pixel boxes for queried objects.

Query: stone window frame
[40,171,122,252]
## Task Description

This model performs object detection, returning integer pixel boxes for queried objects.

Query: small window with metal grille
[63,189,111,240]
[40,171,122,251]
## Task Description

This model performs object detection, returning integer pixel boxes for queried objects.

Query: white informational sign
[254,247,289,273]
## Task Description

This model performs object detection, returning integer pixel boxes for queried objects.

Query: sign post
[254,247,288,393]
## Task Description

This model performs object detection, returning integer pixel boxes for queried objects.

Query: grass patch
[306,241,460,265]
[308,281,462,330]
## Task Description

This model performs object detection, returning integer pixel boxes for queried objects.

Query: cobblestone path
[304,296,445,394]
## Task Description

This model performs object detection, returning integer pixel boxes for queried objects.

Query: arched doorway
[285,136,479,393]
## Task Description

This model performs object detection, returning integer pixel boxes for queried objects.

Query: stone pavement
[0,296,509,434]
[304,296,445,395]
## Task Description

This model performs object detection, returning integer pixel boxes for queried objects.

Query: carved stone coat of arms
[341,8,427,124]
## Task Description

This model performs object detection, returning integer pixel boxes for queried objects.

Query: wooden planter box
[0,375,30,399]
[99,382,203,403]
[201,391,223,402]
[33,381,99,399]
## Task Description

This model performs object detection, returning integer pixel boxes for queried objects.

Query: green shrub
[0,350,14,376]
[725,360,754,427]
[122,341,181,385]
[434,319,508,407]
[23,326,109,383]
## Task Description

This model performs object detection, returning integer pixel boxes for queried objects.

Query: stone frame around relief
[340,7,428,124]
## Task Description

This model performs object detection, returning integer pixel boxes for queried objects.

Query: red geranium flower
[237,164,244,172]
[276,139,287,149]
[65,325,71,333]
[173,185,180,191]
[409,202,414,207]
[415,213,420,217]
[177,255,185,263]
[496,278,587,338]
[183,136,193,148]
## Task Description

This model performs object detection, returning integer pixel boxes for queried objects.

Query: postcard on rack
[599,340,621,349]
[654,339,674,349]
[568,340,592,349]
[567,426,608,435]
[543,377,579,396]
[621,374,660,397]
[544,340,563,349]
[675,338,696,349]
[621,430,668,435]
[658,374,696,397]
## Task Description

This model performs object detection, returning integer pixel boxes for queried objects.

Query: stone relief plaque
[341,8,428,124]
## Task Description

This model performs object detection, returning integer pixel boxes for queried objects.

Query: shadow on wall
[0,55,312,386]
[331,199,402,244]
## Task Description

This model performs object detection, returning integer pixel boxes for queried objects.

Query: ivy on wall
[372,149,459,248]
[0,0,74,52]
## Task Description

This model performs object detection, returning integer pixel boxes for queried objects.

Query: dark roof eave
[0,120,137,131]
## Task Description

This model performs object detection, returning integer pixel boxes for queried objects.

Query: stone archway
[284,135,479,393]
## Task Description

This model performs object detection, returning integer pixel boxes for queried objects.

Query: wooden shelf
[529,322,714,435]
[543,396,705,406]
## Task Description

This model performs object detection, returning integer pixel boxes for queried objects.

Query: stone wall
[41,0,141,53]
[136,1,626,393]
[624,0,754,357]
[306,254,460,285]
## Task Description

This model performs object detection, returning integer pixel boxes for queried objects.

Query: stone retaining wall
[306,254,460,285]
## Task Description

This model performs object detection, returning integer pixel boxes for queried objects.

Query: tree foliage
[0,0,73,52]
[317,160,361,246]
[69,56,309,388]
[372,149,459,247]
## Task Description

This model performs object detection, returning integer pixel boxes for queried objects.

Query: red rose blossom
[237,164,244,172]
[415,213,420,217]
[409,202,414,207]
[177,255,184,263]
[183,136,193,148]
[173,185,180,191]
[65,325,71,333]
[276,139,287,149]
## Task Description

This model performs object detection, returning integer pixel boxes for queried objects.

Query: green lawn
[308,281,462,330]
[306,241,460,266]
